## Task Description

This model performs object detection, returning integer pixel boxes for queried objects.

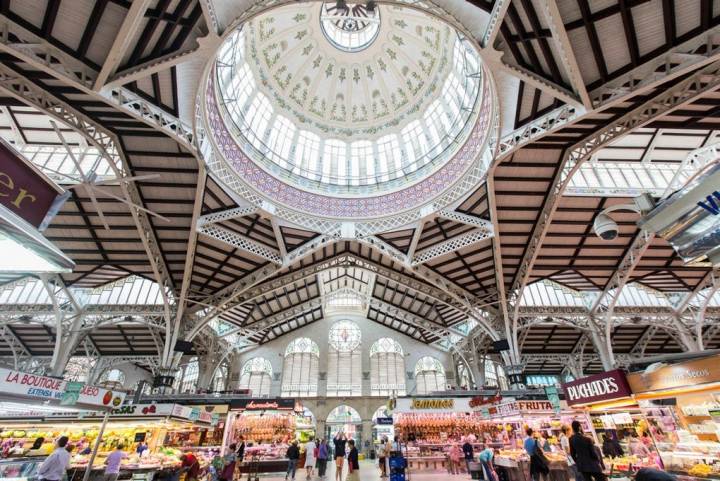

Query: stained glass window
[414,356,446,395]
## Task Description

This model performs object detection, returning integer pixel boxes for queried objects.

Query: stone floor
[248,459,473,481]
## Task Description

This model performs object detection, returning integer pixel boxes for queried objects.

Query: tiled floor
[252,459,473,481]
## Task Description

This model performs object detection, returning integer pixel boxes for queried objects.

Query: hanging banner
[0,142,63,228]
[561,369,632,407]
[626,355,720,393]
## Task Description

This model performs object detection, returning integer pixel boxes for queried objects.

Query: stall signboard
[627,355,720,393]
[545,386,561,414]
[488,400,557,417]
[469,394,502,409]
[189,407,201,421]
[376,417,394,425]
[230,398,296,411]
[0,367,125,408]
[394,397,472,413]
[561,369,632,406]
[0,141,63,228]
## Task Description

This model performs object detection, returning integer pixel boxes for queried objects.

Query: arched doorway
[326,405,363,446]
[372,405,393,443]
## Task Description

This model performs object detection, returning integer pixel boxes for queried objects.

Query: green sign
[545,386,561,414]
[481,407,490,418]
[61,381,84,406]
[211,413,220,427]
[189,407,201,421]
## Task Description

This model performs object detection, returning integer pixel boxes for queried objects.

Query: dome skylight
[200,0,497,228]
[320,3,380,52]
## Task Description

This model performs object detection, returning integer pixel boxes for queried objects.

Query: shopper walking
[317,439,329,478]
[448,443,462,475]
[570,421,607,481]
[220,443,237,481]
[286,440,300,481]
[347,440,360,481]
[378,436,389,477]
[304,436,317,480]
[236,435,246,462]
[333,432,347,481]
[462,438,474,474]
[560,425,582,481]
[37,436,71,481]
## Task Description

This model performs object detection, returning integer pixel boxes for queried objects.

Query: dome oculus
[201,1,496,226]
[320,2,380,52]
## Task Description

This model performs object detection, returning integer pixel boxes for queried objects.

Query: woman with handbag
[525,429,550,481]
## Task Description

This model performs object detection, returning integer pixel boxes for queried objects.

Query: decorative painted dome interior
[203,0,495,225]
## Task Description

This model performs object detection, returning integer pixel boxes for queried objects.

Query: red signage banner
[561,369,632,406]
[0,142,62,228]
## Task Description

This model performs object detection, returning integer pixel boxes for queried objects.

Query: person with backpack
[525,428,549,481]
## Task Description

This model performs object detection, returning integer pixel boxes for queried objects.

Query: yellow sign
[411,399,454,409]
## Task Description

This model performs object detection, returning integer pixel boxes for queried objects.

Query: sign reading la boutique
[561,369,632,407]
[394,397,472,413]
[0,367,125,409]
[627,354,720,393]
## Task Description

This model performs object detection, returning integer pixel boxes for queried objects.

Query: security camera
[593,213,618,241]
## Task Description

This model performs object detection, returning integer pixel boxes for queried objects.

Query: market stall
[0,403,214,481]
[562,369,662,477]
[627,354,720,480]
[481,399,588,481]
[0,367,125,481]
[392,397,491,472]
[223,398,306,474]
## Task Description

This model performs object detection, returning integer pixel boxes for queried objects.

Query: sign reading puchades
[230,398,296,411]
[0,367,126,409]
[0,142,64,228]
[561,369,632,407]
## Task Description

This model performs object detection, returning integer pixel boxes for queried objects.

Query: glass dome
[213,2,484,196]
[201,0,496,227]
[320,2,380,52]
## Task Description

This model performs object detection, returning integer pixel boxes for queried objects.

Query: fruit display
[688,463,715,477]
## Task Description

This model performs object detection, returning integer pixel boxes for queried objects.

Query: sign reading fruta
[561,369,631,406]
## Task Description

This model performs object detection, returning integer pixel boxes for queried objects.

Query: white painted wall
[232,312,453,397]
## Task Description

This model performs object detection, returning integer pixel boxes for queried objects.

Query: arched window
[213,364,228,392]
[457,362,473,389]
[281,338,320,397]
[99,368,126,386]
[484,359,509,390]
[174,357,199,393]
[414,356,446,395]
[370,338,406,396]
[239,357,273,397]
[327,320,362,397]
[372,406,391,421]
[64,357,95,382]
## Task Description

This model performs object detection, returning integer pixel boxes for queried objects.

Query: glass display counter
[0,457,42,481]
